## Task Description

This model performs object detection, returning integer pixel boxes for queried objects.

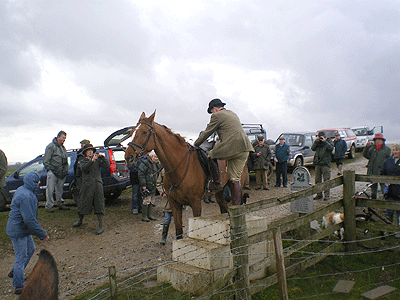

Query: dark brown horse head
[125,111,156,165]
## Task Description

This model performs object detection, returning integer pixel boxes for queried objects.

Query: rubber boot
[160,223,170,245]
[72,213,84,228]
[208,158,222,191]
[141,205,150,222]
[231,181,242,206]
[96,214,104,235]
[148,204,157,220]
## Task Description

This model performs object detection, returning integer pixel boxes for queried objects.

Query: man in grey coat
[194,98,254,205]
[44,130,70,212]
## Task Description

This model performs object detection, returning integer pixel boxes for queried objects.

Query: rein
[164,145,194,195]
[128,121,194,194]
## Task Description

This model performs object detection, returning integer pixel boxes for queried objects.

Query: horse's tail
[20,249,59,300]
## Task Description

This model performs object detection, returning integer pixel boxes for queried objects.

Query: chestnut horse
[125,111,247,239]
[20,249,58,300]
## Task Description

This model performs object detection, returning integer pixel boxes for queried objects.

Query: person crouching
[72,144,110,234]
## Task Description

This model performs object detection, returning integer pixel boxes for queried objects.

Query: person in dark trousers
[380,143,400,226]
[312,132,334,200]
[194,98,254,205]
[139,151,161,222]
[73,144,110,234]
[6,172,49,295]
[73,139,91,205]
[274,136,290,188]
[333,133,347,175]
[363,133,391,199]
[128,157,143,214]
[251,135,272,190]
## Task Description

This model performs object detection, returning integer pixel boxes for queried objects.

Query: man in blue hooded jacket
[6,171,49,294]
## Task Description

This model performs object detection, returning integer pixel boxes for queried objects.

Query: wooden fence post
[343,170,357,252]
[108,266,117,300]
[229,205,251,299]
[273,227,289,300]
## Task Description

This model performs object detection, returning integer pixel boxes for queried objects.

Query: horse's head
[125,111,156,165]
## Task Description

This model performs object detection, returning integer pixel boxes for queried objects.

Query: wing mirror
[13,171,19,179]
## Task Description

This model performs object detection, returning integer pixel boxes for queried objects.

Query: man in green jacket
[312,132,334,200]
[194,98,254,205]
[43,130,70,212]
[363,133,391,199]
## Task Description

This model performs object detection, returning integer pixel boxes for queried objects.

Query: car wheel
[348,144,356,159]
[0,191,7,212]
[294,157,303,168]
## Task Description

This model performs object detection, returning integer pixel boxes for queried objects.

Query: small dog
[322,212,344,239]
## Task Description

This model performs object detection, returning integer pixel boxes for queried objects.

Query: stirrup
[208,181,222,192]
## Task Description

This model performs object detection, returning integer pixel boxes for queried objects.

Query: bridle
[127,120,194,194]
[127,121,154,160]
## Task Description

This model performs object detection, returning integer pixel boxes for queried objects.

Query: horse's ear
[148,110,156,123]
[139,112,146,120]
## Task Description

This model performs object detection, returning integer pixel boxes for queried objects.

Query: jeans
[275,161,288,187]
[371,182,385,199]
[131,184,142,212]
[10,236,35,288]
[163,211,173,225]
[385,197,400,225]
[46,170,65,209]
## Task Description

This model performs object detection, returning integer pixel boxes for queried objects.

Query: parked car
[242,124,267,145]
[0,127,134,211]
[270,132,317,168]
[316,128,357,159]
[351,125,383,151]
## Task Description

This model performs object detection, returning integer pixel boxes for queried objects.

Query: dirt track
[0,155,370,299]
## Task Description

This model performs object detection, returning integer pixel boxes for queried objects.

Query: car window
[279,134,302,146]
[322,131,336,139]
[338,130,347,138]
[346,130,355,138]
[19,160,44,177]
[304,135,313,148]
[113,150,126,162]
[353,128,366,136]
[247,134,258,145]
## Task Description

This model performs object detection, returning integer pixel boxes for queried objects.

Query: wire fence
[8,170,399,300]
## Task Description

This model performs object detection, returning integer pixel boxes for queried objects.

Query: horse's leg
[215,189,228,213]
[169,199,183,239]
[191,196,202,217]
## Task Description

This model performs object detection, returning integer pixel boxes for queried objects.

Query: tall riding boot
[147,204,157,220]
[72,213,84,228]
[141,205,150,222]
[96,214,104,235]
[231,181,242,206]
[160,223,170,245]
[208,158,222,191]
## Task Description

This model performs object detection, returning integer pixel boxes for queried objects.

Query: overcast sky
[1,0,399,163]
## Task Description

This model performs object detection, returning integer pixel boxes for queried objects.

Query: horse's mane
[160,124,187,146]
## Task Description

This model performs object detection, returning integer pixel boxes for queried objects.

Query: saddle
[195,147,211,180]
